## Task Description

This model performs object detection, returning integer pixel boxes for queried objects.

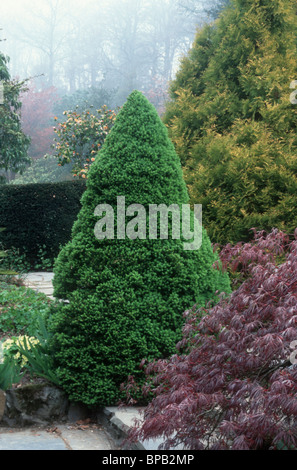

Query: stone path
[0,423,117,450]
[22,272,55,299]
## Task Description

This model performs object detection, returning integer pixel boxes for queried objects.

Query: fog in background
[0,0,222,183]
[0,0,214,107]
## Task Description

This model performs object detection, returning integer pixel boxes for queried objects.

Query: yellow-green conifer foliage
[164,0,297,244]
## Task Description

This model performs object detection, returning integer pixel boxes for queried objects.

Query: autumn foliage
[127,229,297,450]
[52,106,116,178]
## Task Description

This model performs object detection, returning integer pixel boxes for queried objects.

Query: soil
[11,372,49,389]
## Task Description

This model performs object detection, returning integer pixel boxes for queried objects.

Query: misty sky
[0,0,104,76]
[0,0,209,108]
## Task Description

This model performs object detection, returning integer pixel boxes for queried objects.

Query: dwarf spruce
[50,90,230,406]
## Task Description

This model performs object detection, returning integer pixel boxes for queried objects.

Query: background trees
[163,0,297,245]
[0,0,227,182]
[0,0,215,181]
[7,0,75,88]
[0,0,206,110]
[179,0,231,20]
[53,87,116,120]
[0,43,30,183]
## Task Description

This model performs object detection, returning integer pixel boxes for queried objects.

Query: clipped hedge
[0,181,86,266]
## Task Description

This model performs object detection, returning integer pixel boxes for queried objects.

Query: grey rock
[2,383,69,427]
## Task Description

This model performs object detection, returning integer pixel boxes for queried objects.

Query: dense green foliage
[0,285,58,389]
[0,227,17,275]
[0,358,23,391]
[0,44,30,182]
[0,181,86,267]
[0,282,51,336]
[164,0,297,245]
[50,90,230,407]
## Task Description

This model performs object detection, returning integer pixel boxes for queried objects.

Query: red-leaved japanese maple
[126,229,297,450]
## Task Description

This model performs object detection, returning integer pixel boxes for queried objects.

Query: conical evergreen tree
[50,90,230,407]
[164,0,297,245]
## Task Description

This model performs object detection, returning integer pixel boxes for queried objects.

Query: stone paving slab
[57,424,116,450]
[21,272,55,299]
[0,423,117,451]
[0,428,67,450]
[103,407,166,450]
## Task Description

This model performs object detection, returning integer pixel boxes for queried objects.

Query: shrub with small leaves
[164,0,297,245]
[50,90,230,407]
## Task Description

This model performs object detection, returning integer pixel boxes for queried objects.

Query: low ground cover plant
[0,283,59,390]
[0,282,51,336]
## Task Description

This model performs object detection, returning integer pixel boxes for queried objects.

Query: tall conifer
[164,0,297,244]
